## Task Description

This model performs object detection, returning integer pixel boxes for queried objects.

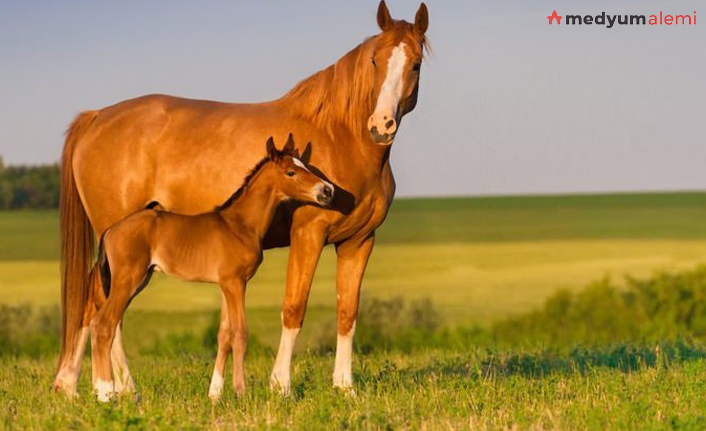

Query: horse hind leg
[52,327,89,397]
[52,264,101,396]
[208,292,231,402]
[110,323,136,395]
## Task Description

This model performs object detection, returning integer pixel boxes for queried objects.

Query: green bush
[314,297,445,354]
[143,310,273,358]
[5,266,706,358]
[0,304,60,357]
[491,266,706,349]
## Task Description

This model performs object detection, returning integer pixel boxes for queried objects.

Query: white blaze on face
[370,42,408,134]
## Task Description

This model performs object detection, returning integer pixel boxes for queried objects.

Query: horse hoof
[334,385,356,397]
[269,375,291,396]
[93,379,116,403]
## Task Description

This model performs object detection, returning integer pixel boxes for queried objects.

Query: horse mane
[279,23,429,140]
[215,156,272,211]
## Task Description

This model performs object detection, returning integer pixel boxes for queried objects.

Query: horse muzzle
[368,115,398,145]
[369,126,396,145]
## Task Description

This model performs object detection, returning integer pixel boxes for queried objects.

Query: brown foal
[88,136,333,402]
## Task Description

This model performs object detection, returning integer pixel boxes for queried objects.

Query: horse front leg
[333,233,375,393]
[270,227,326,395]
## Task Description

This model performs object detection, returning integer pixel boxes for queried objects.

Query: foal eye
[412,63,421,72]
[371,57,377,67]
[286,170,296,177]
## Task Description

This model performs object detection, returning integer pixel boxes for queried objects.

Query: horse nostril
[385,119,395,130]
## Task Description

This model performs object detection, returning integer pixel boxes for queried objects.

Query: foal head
[263,135,334,206]
[366,1,429,145]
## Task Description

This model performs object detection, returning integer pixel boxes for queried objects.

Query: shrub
[0,304,60,357]
[492,266,706,349]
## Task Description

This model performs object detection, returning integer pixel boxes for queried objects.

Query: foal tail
[58,111,98,370]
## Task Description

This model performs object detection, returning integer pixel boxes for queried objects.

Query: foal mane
[279,23,429,140]
[215,156,272,211]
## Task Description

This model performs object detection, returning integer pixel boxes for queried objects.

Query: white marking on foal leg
[333,321,356,394]
[53,326,89,397]
[208,370,225,401]
[94,378,115,403]
[110,324,136,395]
[270,317,300,395]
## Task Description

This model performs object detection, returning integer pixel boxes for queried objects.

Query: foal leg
[333,234,375,392]
[208,292,231,401]
[220,278,247,395]
[90,270,145,402]
[270,227,326,394]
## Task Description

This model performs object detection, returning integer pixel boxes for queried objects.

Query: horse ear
[266,137,277,160]
[414,3,428,35]
[377,1,393,31]
[283,133,295,156]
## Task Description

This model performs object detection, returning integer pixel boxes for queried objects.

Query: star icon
[547,10,562,25]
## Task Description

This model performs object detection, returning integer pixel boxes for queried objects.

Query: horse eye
[371,57,377,67]
[286,170,296,177]
[412,63,421,72]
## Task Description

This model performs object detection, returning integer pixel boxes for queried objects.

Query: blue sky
[0,0,703,197]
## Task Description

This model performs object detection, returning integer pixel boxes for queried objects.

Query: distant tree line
[0,157,60,209]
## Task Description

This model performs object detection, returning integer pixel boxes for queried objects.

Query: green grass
[4,348,706,430]
[2,192,706,260]
[2,192,706,429]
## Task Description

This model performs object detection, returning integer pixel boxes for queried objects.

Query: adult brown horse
[54,1,429,396]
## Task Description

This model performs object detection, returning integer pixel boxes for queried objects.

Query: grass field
[5,348,706,430]
[2,192,706,429]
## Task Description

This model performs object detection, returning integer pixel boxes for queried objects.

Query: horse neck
[219,168,281,243]
[278,39,377,145]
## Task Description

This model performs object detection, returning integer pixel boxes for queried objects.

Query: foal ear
[283,133,296,156]
[414,3,429,35]
[377,1,393,31]
[266,136,277,160]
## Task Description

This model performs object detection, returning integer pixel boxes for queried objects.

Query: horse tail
[58,110,98,370]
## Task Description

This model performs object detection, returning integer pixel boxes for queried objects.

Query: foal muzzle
[316,183,334,206]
